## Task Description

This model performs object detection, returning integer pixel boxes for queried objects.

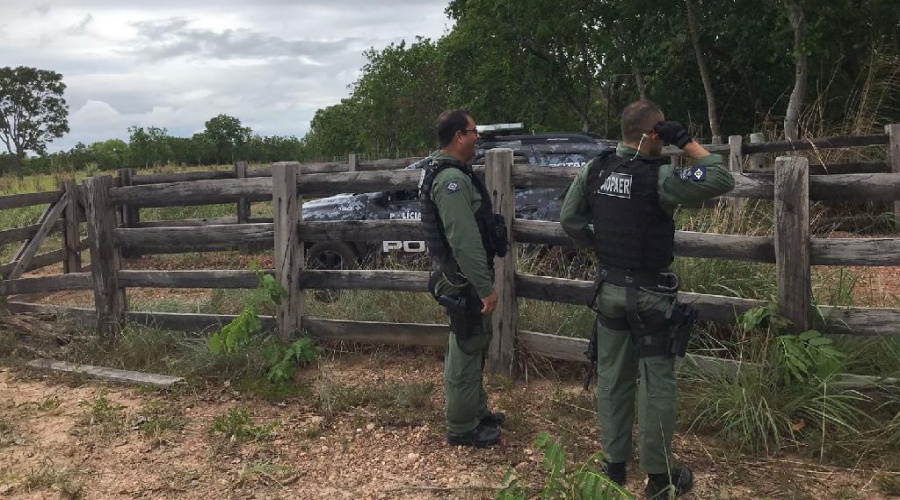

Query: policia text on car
[560,100,735,498]
[419,110,509,448]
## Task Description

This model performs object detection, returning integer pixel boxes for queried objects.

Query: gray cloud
[64,14,93,36]
[0,0,450,151]
[128,18,361,63]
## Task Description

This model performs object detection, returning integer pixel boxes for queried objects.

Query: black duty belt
[591,267,680,331]
[597,267,679,292]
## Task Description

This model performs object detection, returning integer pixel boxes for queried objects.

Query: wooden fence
[2,126,900,380]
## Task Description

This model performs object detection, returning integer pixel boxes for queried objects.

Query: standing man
[560,100,734,498]
[419,109,508,448]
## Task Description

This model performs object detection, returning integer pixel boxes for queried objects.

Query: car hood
[302,193,371,221]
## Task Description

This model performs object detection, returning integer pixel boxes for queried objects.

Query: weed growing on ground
[877,472,900,496]
[682,303,872,457]
[312,376,435,426]
[498,432,633,500]
[210,407,276,445]
[77,389,125,438]
[235,462,293,488]
[208,263,320,385]
[22,462,85,500]
[138,398,186,447]
[0,417,12,448]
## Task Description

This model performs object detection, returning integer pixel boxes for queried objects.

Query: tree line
[303,0,899,157]
[2,0,898,175]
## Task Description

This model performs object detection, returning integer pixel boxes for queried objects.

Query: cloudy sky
[0,0,452,151]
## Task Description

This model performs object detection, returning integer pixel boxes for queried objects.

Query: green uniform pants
[444,314,492,435]
[594,283,677,474]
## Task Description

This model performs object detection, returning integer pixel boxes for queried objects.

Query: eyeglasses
[461,128,479,136]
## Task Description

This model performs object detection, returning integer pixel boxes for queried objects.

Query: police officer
[419,109,506,448]
[560,100,734,498]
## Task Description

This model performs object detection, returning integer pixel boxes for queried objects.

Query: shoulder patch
[677,166,706,182]
[446,181,460,193]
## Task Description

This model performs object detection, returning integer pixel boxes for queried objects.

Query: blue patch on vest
[678,167,706,182]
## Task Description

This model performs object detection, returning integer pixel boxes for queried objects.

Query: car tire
[306,242,359,302]
[306,241,359,271]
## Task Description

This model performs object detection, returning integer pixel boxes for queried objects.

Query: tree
[204,114,252,164]
[783,0,807,141]
[684,0,721,143]
[0,66,69,176]
[128,126,172,167]
[447,0,613,132]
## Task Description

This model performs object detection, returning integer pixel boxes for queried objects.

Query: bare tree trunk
[633,65,648,100]
[784,0,808,141]
[14,147,25,179]
[685,0,721,143]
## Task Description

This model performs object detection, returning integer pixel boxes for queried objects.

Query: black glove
[654,121,692,149]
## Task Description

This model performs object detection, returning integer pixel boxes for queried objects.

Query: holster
[666,301,698,358]
[436,286,484,341]
[589,266,696,359]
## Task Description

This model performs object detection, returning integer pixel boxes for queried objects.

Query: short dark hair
[436,109,473,147]
[621,100,664,143]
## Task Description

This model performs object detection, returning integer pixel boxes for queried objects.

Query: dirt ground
[1,345,898,500]
[1,254,899,499]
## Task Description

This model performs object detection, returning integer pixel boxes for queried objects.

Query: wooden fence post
[348,153,359,172]
[235,161,251,224]
[272,162,303,341]
[728,135,746,214]
[235,161,251,253]
[748,133,767,172]
[885,124,900,231]
[118,168,140,258]
[774,156,810,332]
[62,179,82,273]
[83,175,125,339]
[485,148,518,377]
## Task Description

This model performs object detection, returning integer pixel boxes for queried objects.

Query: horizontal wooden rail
[117,270,263,288]
[108,178,273,207]
[811,238,900,266]
[0,272,93,295]
[116,224,274,253]
[128,158,426,186]
[515,274,900,337]
[0,240,90,277]
[5,301,448,346]
[0,190,63,211]
[132,170,234,185]
[299,269,429,291]
[517,330,897,388]
[7,301,893,388]
[513,221,777,262]
[114,219,900,267]
[740,133,889,154]
[0,220,65,245]
[106,166,900,209]
[811,162,889,175]
[134,217,240,228]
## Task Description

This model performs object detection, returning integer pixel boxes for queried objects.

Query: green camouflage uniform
[429,151,495,435]
[560,144,734,473]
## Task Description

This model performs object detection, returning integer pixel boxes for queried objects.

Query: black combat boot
[480,411,506,428]
[447,422,501,447]
[601,460,626,486]
[645,466,693,499]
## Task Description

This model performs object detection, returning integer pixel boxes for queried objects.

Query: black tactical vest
[586,151,674,270]
[418,157,499,265]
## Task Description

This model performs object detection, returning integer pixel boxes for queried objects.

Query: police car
[301,124,615,271]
